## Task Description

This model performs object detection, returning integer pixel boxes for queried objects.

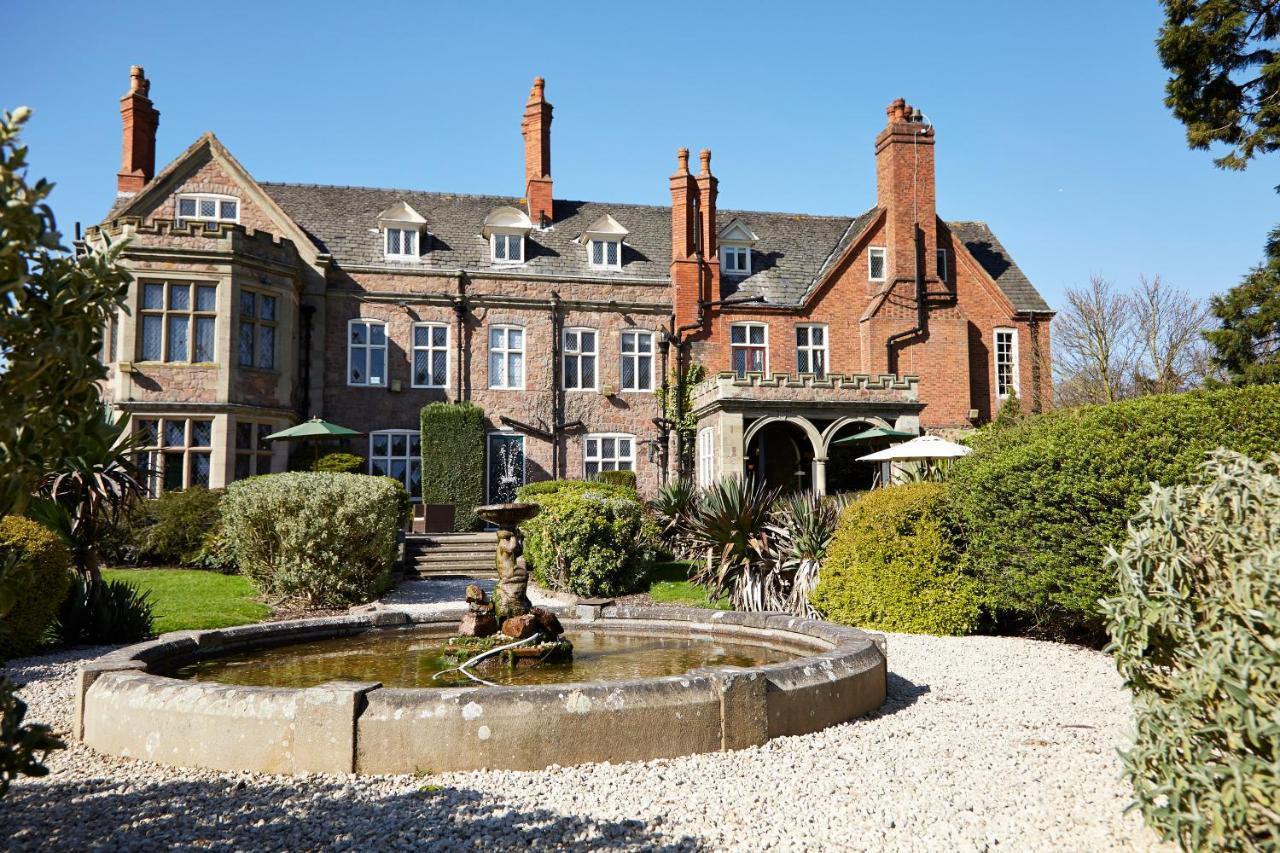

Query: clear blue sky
[8,0,1274,309]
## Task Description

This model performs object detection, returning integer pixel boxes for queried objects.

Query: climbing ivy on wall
[420,402,486,531]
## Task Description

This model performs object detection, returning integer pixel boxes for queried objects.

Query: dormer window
[721,245,750,276]
[377,201,427,262]
[589,239,621,269]
[578,213,629,271]
[482,206,534,266]
[492,233,524,264]
[176,194,238,225]
[717,218,759,279]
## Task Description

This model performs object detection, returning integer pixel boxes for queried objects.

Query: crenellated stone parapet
[86,216,301,269]
[692,371,919,416]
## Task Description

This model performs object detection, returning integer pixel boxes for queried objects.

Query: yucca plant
[49,575,153,646]
[685,477,779,611]
[767,491,846,617]
[651,478,699,557]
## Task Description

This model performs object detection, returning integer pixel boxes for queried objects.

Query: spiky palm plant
[650,477,699,558]
[767,491,846,617]
[685,477,779,610]
[33,412,146,584]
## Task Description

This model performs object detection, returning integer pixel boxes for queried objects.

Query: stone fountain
[449,502,572,674]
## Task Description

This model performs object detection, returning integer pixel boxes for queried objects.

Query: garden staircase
[405,531,499,578]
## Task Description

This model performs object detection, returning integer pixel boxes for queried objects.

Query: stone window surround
[696,425,715,486]
[138,278,218,364]
[132,414,214,495]
[238,288,277,372]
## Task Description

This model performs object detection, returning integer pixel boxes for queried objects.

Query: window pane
[414,325,429,348]
[813,350,826,378]
[236,422,252,449]
[750,326,764,344]
[607,241,618,265]
[239,322,254,367]
[582,331,595,352]
[509,352,522,387]
[796,327,809,346]
[196,285,217,312]
[409,460,422,499]
[350,349,364,383]
[370,459,387,477]
[493,236,506,260]
[370,324,385,345]
[582,355,595,388]
[489,351,504,387]
[258,423,272,450]
[235,454,252,480]
[372,434,389,456]
[591,241,603,265]
[167,315,189,361]
[191,452,211,487]
[637,355,652,389]
[391,434,407,457]
[369,347,385,384]
[410,433,421,453]
[414,351,430,386]
[220,200,237,220]
[585,461,599,478]
[199,199,217,218]
[732,349,747,377]
[387,229,401,255]
[812,326,824,345]
[191,420,212,447]
[178,198,196,218]
[432,326,447,347]
[164,420,186,447]
[431,350,447,385]
[136,419,159,446]
[565,354,579,388]
[404,230,417,254]
[731,325,746,344]
[143,283,165,310]
[169,284,190,311]
[621,357,635,389]
[510,237,523,262]
[163,454,184,492]
[509,328,523,349]
[194,316,215,362]
[257,325,274,369]
[260,295,276,322]
[350,323,367,345]
[241,291,256,318]
[750,349,764,372]
[586,438,598,456]
[602,437,615,458]
[141,315,163,360]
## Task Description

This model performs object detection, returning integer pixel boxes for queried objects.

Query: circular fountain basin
[75,606,887,775]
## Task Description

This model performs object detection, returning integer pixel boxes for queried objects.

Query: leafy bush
[222,472,407,606]
[812,483,979,635]
[1102,450,1279,851]
[0,517,72,660]
[312,452,364,474]
[1,676,65,798]
[950,383,1280,637]
[517,480,658,597]
[594,469,637,490]
[49,576,153,646]
[420,402,485,531]
[128,488,225,567]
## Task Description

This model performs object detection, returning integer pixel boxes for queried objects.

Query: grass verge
[644,561,730,610]
[103,568,270,634]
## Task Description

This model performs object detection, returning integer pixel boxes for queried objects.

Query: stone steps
[406,532,498,579]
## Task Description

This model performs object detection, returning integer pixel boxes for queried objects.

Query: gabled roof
[377,200,426,227]
[576,213,629,244]
[947,221,1051,313]
[481,205,533,237]
[718,217,759,244]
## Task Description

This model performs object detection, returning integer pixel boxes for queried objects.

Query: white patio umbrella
[855,434,971,462]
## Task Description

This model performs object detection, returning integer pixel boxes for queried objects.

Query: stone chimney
[117,65,159,196]
[875,98,936,283]
[521,77,553,226]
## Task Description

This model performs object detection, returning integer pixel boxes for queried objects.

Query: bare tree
[1130,274,1213,395]
[1053,276,1135,406]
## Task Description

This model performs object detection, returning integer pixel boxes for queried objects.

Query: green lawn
[644,561,730,610]
[103,568,270,634]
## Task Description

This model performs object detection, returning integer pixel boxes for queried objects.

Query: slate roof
[250,182,1049,312]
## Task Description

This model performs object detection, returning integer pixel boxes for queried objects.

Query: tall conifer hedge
[420,402,486,531]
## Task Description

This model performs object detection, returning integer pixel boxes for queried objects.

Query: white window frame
[488,325,525,390]
[411,322,450,389]
[490,233,525,265]
[697,426,715,487]
[176,193,239,225]
[347,319,388,387]
[368,429,422,501]
[563,327,598,391]
[868,247,887,282]
[384,226,420,260]
[994,327,1020,399]
[936,248,949,283]
[795,324,829,378]
[588,238,623,270]
[720,244,751,276]
[620,329,655,392]
[583,433,635,477]
[730,322,769,377]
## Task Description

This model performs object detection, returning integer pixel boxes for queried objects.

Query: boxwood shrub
[420,402,485,531]
[1103,450,1279,850]
[811,483,978,635]
[221,472,408,606]
[0,517,72,660]
[127,487,225,567]
[312,452,364,474]
[950,384,1280,637]
[517,479,658,597]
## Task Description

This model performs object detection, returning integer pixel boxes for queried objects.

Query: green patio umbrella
[265,417,364,468]
[830,426,917,445]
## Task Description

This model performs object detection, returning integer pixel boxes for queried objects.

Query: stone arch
[820,415,892,457]
[742,415,825,459]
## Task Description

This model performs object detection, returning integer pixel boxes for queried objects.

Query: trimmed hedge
[595,469,637,490]
[950,384,1280,636]
[312,452,364,474]
[421,403,485,531]
[0,517,72,660]
[222,472,408,606]
[1103,450,1279,850]
[517,480,658,597]
[812,483,979,635]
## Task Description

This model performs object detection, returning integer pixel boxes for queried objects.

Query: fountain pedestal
[473,502,540,624]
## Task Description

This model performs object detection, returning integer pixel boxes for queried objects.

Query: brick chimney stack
[695,148,719,299]
[875,98,936,284]
[521,77,553,226]
[117,65,159,196]
[670,148,702,330]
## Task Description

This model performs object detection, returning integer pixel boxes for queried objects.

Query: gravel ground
[0,632,1165,852]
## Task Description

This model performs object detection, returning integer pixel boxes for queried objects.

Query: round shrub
[950,384,1280,637]
[594,469,637,491]
[221,472,408,607]
[128,487,224,567]
[811,483,978,635]
[0,517,72,660]
[517,480,659,597]
[312,452,364,474]
[1102,450,1279,851]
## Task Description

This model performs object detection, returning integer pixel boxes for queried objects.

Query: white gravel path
[0,631,1165,851]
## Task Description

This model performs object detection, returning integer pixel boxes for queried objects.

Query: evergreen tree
[1204,226,1280,384]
